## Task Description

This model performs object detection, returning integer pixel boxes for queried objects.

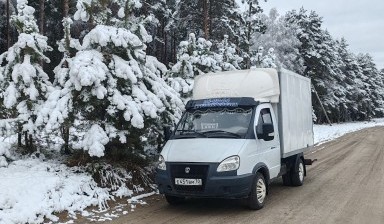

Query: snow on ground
[314,118,384,145]
[0,158,111,224]
[1,119,384,223]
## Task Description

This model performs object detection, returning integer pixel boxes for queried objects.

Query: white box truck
[156,68,314,210]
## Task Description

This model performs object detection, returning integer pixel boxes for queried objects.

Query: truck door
[254,104,281,179]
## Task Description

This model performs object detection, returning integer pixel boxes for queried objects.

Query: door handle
[271,147,277,149]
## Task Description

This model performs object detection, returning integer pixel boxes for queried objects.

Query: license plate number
[175,178,202,186]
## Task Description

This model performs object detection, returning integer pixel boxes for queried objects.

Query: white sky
[259,0,384,70]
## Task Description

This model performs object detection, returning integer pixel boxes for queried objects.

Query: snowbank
[0,142,11,167]
[314,118,384,145]
[0,158,110,224]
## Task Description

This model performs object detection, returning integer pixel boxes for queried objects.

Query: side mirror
[163,126,172,141]
[256,123,275,141]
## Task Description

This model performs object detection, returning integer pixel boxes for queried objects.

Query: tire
[291,158,305,186]
[248,172,267,210]
[165,194,185,205]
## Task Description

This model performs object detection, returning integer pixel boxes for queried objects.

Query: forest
[1,0,384,160]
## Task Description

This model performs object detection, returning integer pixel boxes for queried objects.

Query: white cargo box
[278,69,314,157]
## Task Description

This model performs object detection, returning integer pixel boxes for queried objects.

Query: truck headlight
[217,156,240,172]
[157,155,166,170]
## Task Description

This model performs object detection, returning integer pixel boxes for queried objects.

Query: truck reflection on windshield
[174,107,253,139]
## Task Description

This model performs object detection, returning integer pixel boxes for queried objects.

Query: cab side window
[256,108,274,140]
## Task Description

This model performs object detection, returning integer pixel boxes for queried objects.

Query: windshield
[174,107,253,139]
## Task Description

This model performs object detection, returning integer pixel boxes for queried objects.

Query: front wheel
[248,172,267,210]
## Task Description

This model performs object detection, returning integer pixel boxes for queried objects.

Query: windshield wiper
[175,130,207,138]
[202,130,242,139]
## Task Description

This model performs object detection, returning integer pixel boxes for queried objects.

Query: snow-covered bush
[88,163,154,199]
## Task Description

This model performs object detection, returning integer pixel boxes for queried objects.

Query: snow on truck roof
[193,68,280,103]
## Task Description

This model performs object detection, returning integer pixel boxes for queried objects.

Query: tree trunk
[63,0,69,17]
[39,0,45,35]
[163,23,168,66]
[24,131,28,148]
[203,0,209,39]
[18,125,22,147]
[29,134,34,152]
[64,125,70,154]
[172,31,177,63]
[6,0,10,48]
[246,2,253,69]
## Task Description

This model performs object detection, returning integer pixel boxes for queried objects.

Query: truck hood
[162,139,247,163]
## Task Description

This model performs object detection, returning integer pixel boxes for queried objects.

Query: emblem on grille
[185,167,190,174]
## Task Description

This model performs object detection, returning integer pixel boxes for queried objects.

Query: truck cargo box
[278,69,314,157]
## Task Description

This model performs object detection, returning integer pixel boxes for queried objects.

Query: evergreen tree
[142,0,171,64]
[334,38,366,121]
[38,0,183,158]
[0,0,52,150]
[239,0,266,68]
[356,53,384,119]
[168,33,221,100]
[167,0,244,64]
[285,9,346,123]
[208,0,243,43]
[252,8,303,72]
[215,34,242,70]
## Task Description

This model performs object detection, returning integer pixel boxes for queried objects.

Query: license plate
[175,178,202,186]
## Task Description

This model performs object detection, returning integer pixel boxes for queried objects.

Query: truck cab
[156,68,313,209]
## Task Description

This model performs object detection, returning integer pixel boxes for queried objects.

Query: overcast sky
[259,0,384,70]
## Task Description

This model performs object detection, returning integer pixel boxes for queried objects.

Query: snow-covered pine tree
[0,0,52,150]
[238,0,266,68]
[167,0,244,64]
[39,0,183,158]
[0,1,7,53]
[251,46,264,68]
[285,9,347,123]
[35,17,81,154]
[356,53,384,119]
[215,35,242,71]
[141,0,171,64]
[252,8,303,72]
[261,47,277,68]
[168,33,221,100]
[207,0,243,43]
[168,0,202,39]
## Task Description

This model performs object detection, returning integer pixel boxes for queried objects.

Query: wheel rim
[256,178,266,203]
[299,162,304,182]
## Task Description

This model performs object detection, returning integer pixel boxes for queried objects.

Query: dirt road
[105,127,384,224]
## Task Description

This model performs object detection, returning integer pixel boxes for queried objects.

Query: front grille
[170,164,209,192]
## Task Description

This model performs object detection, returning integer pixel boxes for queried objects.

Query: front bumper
[156,162,254,199]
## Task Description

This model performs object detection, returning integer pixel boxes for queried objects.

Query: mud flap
[304,159,317,165]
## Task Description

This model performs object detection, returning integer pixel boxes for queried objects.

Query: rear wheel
[248,172,267,210]
[165,195,185,205]
[291,158,305,186]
